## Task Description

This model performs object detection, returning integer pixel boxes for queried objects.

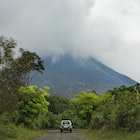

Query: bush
[0,123,17,139]
[90,112,105,129]
[17,86,50,129]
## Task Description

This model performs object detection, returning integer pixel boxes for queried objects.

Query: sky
[0,0,140,82]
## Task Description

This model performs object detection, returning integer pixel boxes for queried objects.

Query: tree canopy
[0,36,45,113]
[17,86,50,128]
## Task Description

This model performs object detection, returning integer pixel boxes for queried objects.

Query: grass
[2,123,140,140]
[82,129,140,140]
[0,123,47,140]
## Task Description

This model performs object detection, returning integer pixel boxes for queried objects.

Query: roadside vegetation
[1,36,140,140]
[0,122,46,140]
[83,129,140,140]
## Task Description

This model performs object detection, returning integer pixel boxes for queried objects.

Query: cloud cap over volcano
[0,0,140,82]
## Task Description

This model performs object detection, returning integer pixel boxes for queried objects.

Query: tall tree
[10,48,45,86]
[0,36,17,113]
[134,83,140,101]
[0,36,45,113]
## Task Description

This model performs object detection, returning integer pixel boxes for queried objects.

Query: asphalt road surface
[36,129,90,140]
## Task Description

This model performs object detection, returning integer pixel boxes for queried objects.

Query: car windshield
[61,120,71,125]
[63,121,69,124]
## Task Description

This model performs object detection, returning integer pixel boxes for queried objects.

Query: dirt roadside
[36,129,90,140]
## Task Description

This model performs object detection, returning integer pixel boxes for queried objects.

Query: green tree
[134,83,140,101]
[71,91,101,127]
[90,92,114,129]
[17,86,50,129]
[0,36,18,113]
[47,96,70,114]
[13,48,45,86]
[90,85,140,131]
[0,36,45,113]
[0,36,15,65]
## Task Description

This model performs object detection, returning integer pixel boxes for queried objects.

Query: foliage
[0,123,46,140]
[17,86,50,129]
[0,36,45,113]
[60,85,140,131]
[71,91,101,127]
[90,85,140,131]
[0,36,18,113]
[42,112,60,129]
[83,129,140,140]
[13,48,45,86]
[47,95,70,114]
[45,96,76,128]
[0,36,139,132]
[0,123,18,139]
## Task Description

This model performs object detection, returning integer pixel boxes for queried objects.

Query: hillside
[31,55,136,98]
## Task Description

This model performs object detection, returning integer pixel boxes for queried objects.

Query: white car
[60,120,72,132]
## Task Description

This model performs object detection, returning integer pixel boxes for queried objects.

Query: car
[60,119,72,132]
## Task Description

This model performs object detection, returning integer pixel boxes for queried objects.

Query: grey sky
[0,0,140,82]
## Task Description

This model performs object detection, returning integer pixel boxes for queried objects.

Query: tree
[0,36,16,66]
[134,83,140,101]
[11,48,45,86]
[90,86,140,131]
[0,36,18,113]
[71,91,101,127]
[0,36,45,113]
[17,86,50,129]
[47,95,70,114]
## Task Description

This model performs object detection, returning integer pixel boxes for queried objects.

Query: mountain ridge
[31,55,136,98]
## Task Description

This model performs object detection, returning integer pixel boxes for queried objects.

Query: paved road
[36,129,89,140]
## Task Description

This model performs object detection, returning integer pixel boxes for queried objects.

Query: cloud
[0,0,140,82]
[1,0,95,55]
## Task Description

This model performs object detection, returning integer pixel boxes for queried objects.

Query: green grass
[82,129,140,140]
[0,123,47,140]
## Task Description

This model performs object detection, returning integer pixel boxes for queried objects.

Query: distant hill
[31,55,136,98]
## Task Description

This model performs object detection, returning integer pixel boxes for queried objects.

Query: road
[36,129,90,140]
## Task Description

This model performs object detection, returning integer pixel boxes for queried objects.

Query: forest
[0,36,140,134]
